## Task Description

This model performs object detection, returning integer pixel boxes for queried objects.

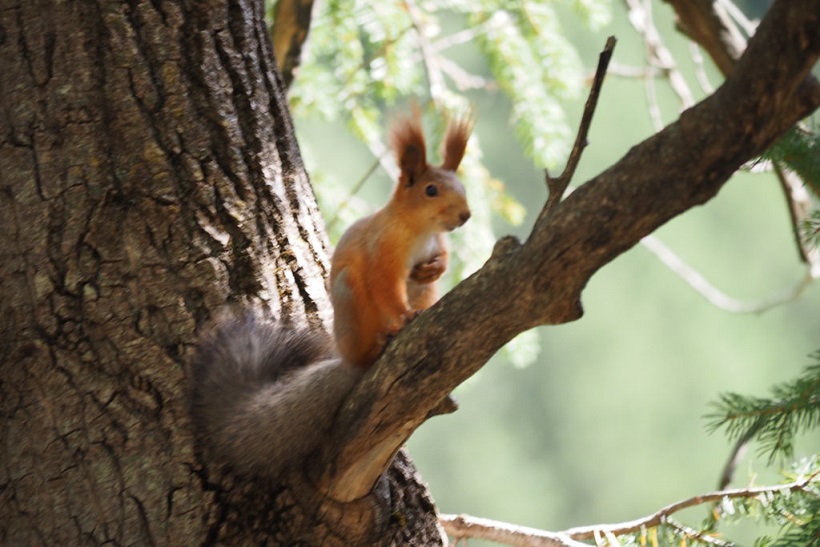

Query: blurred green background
[288,0,818,542]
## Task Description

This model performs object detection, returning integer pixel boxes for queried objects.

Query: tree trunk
[2,0,819,545]
[1,0,441,544]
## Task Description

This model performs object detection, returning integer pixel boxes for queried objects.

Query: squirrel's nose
[459,210,471,225]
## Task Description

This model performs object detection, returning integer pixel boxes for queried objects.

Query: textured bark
[2,0,818,545]
[1,0,440,544]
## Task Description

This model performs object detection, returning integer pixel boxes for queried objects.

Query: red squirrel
[330,111,473,367]
[189,111,473,479]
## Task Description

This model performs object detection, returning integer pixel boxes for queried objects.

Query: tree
[1,0,818,545]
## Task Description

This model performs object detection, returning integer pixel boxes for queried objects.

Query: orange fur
[329,110,473,368]
[391,109,427,185]
[441,113,474,171]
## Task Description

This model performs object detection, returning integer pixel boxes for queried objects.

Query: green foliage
[287,0,613,198]
[283,0,611,368]
[272,0,616,231]
[703,358,820,545]
[762,124,820,198]
[707,354,820,464]
[570,0,613,29]
[586,361,820,546]
[719,460,820,546]
[467,2,582,168]
[804,211,820,248]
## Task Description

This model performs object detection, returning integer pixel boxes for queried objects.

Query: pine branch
[769,496,820,547]
[439,472,820,546]
[805,212,820,248]
[765,125,820,197]
[562,472,820,541]
[707,357,820,463]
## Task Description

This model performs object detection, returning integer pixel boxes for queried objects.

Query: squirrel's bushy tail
[190,309,361,479]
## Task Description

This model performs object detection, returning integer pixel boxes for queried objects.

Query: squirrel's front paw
[410,255,446,283]
[381,311,419,349]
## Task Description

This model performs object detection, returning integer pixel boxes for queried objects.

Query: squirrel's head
[391,110,473,232]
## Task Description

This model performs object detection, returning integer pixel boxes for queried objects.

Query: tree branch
[440,472,819,545]
[664,0,820,291]
[440,514,587,547]
[543,36,616,216]
[270,0,315,89]
[562,471,820,540]
[310,0,820,502]
[661,0,747,76]
[775,161,820,268]
[625,0,695,109]
[640,234,815,313]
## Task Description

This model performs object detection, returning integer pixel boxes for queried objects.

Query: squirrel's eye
[425,184,438,197]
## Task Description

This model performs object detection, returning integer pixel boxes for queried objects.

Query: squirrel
[330,111,473,368]
[189,307,361,479]
[189,111,472,479]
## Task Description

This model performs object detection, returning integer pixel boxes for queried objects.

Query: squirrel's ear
[440,113,473,172]
[391,110,427,186]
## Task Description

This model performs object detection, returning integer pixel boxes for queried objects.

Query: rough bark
[1,0,440,544]
[1,0,818,545]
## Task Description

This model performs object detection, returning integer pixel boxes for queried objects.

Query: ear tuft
[391,109,427,185]
[440,112,474,171]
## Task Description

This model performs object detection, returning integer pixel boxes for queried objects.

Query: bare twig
[640,235,817,314]
[718,0,759,36]
[661,0,746,75]
[438,57,493,91]
[689,40,715,94]
[625,0,695,108]
[439,514,588,547]
[429,17,501,55]
[775,161,820,268]
[716,427,757,491]
[563,472,820,540]
[542,36,616,215]
[405,0,446,101]
[604,61,661,79]
[644,60,665,132]
[702,425,760,534]
[441,473,820,546]
[324,158,383,234]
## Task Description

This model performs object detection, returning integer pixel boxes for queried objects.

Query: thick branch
[311,0,820,502]
[664,0,820,279]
